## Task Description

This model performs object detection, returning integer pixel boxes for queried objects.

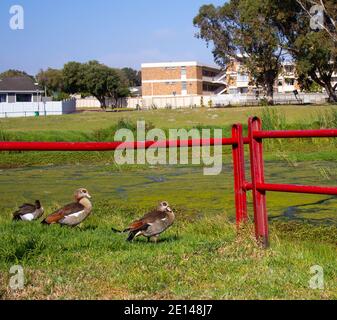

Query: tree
[194,0,286,104]
[121,68,141,87]
[108,69,131,108]
[82,61,114,109]
[296,32,336,101]
[0,69,34,80]
[272,0,337,102]
[63,61,86,96]
[63,61,130,109]
[36,68,64,98]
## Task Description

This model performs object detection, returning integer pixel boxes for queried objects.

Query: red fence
[1,116,337,248]
[242,117,337,247]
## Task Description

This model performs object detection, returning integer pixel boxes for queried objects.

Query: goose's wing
[127,210,167,232]
[13,203,36,217]
[44,202,85,224]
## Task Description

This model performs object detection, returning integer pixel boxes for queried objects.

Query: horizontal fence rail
[245,182,337,196]
[254,129,337,139]
[0,138,250,151]
[1,117,336,248]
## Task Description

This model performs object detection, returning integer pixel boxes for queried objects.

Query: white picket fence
[0,99,76,118]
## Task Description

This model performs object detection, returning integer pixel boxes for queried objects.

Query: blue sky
[0,0,224,75]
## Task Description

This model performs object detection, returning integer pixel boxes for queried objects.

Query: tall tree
[63,61,130,109]
[63,61,86,96]
[36,68,64,97]
[121,68,142,87]
[194,0,286,104]
[108,69,131,108]
[272,0,337,101]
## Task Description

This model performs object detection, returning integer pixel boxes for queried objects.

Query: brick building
[141,61,227,98]
[141,60,335,98]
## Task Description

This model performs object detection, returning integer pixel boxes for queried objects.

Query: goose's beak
[87,193,92,199]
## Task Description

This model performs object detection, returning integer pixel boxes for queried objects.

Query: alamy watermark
[310,5,325,31]
[9,5,24,30]
[114,121,224,176]
[9,265,25,291]
[2,5,25,30]
[309,265,324,290]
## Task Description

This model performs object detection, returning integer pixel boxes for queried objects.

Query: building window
[285,79,294,86]
[181,67,187,76]
[16,94,32,102]
[0,94,7,103]
[182,82,187,90]
[202,69,218,78]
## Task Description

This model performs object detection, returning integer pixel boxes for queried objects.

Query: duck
[13,200,44,221]
[112,201,175,242]
[42,188,92,227]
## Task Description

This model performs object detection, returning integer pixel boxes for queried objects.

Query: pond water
[0,161,336,224]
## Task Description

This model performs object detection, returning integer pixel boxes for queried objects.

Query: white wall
[76,98,102,108]
[131,93,329,109]
[75,93,329,111]
[0,99,76,118]
[76,97,143,109]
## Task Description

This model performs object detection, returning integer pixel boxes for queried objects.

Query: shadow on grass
[120,234,182,244]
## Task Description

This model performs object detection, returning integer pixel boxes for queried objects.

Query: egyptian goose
[42,188,92,227]
[13,200,44,221]
[114,201,175,242]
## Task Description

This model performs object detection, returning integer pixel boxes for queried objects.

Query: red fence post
[232,124,248,225]
[248,117,269,248]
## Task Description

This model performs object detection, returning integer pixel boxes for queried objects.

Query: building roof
[141,61,220,70]
[0,76,43,92]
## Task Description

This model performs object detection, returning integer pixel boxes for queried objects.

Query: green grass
[1,104,336,132]
[0,203,336,300]
[0,105,337,300]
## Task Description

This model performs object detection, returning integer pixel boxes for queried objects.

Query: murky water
[0,161,336,224]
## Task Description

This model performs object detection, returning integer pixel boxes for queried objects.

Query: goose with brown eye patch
[112,201,176,243]
[42,188,93,227]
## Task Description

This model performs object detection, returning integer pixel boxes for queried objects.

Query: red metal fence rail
[1,116,337,248]
[241,117,337,247]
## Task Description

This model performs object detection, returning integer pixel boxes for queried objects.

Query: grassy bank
[0,202,336,300]
[1,104,337,133]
